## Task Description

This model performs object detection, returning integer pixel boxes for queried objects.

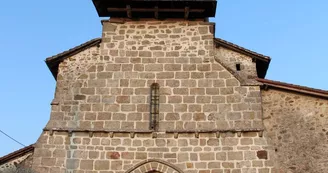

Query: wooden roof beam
[107,7,205,13]
[155,6,159,19]
[126,5,132,18]
[184,7,190,19]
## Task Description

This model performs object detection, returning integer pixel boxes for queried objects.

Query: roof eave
[257,78,328,99]
[214,38,271,78]
[45,38,102,80]
[0,144,34,165]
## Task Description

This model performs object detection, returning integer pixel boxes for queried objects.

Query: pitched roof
[214,38,270,62]
[257,78,328,99]
[0,144,34,165]
[214,38,271,78]
[46,38,102,79]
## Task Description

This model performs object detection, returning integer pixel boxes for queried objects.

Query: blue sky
[0,1,327,156]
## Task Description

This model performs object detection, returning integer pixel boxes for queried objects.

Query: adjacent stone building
[1,0,327,173]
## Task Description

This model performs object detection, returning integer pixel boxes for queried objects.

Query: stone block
[226,79,239,86]
[257,150,268,160]
[103,23,117,32]
[198,79,213,87]
[136,152,147,160]
[208,162,221,168]
[198,26,209,34]
[165,64,182,71]
[116,96,130,103]
[240,138,253,145]
[197,64,211,71]
[95,160,110,170]
[178,153,189,162]
[166,80,180,87]
[80,160,94,170]
[88,151,99,159]
[107,152,121,159]
[97,72,113,79]
[74,95,86,100]
[222,162,234,168]
[204,104,218,112]
[216,152,226,161]
[79,104,91,111]
[200,153,215,161]
[106,64,121,71]
[188,105,201,112]
[157,72,175,79]
[66,159,80,169]
[183,64,196,71]
[41,158,56,166]
[191,72,204,79]
[145,64,163,71]
[196,96,211,103]
[228,152,243,160]
[176,72,190,79]
[207,139,220,146]
[244,151,257,160]
[181,80,197,87]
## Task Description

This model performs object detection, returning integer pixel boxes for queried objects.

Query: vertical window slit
[236,63,241,71]
[150,83,160,130]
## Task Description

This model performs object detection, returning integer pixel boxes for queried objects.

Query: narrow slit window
[236,63,241,71]
[149,83,160,130]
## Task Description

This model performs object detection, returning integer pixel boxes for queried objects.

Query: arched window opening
[149,83,160,130]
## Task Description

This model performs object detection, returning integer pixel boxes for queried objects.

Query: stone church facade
[1,1,328,173]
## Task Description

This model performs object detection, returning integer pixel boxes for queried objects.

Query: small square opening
[236,64,241,71]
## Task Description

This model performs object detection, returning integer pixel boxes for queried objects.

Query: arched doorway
[125,159,183,173]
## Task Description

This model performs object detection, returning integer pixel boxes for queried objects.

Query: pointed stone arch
[125,159,184,173]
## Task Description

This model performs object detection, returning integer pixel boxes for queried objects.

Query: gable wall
[262,88,328,173]
[31,20,274,173]
[215,47,258,84]
[46,20,263,131]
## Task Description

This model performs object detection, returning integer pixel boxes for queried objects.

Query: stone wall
[262,88,328,173]
[214,47,259,85]
[31,20,273,173]
[32,131,274,173]
[0,153,33,173]
[46,20,263,131]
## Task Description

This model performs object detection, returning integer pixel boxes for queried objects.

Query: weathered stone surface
[262,89,328,172]
[30,20,283,173]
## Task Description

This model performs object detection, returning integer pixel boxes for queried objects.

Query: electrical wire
[0,129,26,147]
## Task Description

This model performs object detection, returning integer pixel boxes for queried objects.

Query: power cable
[0,129,26,147]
